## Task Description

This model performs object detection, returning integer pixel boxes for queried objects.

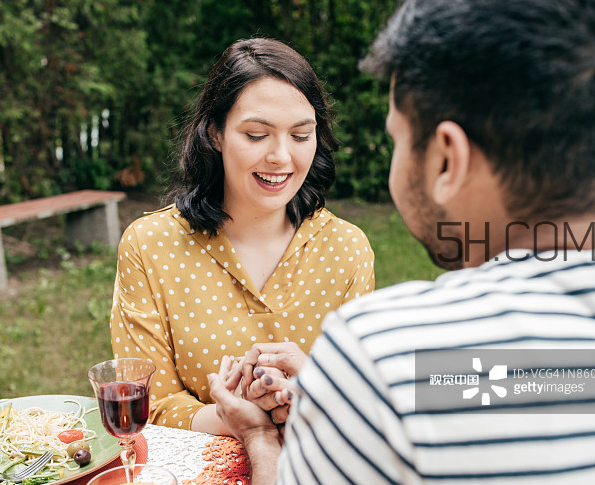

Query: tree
[0,0,398,203]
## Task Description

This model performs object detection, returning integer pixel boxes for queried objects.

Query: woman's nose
[266,139,291,165]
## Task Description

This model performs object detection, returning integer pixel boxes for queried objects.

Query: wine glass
[88,358,156,482]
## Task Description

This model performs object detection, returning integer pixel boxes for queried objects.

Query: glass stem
[119,438,136,482]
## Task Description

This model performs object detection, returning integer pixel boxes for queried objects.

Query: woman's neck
[222,205,297,292]
[222,203,293,244]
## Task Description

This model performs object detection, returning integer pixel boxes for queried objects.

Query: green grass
[0,257,117,398]
[0,199,443,399]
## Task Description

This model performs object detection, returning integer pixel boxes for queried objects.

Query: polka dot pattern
[110,205,375,430]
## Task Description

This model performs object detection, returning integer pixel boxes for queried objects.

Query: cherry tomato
[58,429,85,444]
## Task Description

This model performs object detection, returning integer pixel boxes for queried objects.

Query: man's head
[364,0,595,267]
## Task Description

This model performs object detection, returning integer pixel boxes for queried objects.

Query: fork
[0,451,54,483]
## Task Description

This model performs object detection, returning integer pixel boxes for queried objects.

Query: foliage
[0,0,399,204]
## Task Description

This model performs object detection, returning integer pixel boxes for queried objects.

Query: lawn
[0,198,443,399]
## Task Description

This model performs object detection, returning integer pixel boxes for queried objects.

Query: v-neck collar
[170,206,332,300]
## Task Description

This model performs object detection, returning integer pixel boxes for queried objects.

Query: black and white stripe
[277,251,595,484]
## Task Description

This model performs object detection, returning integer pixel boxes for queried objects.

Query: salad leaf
[12,444,61,459]
[21,470,61,485]
[0,452,25,473]
[0,403,12,433]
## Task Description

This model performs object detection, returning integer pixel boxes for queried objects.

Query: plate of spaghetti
[0,395,120,485]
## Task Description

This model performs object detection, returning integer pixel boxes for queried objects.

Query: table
[140,424,215,481]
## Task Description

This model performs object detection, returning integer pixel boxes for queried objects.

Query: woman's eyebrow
[241,117,316,128]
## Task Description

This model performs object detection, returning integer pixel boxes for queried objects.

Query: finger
[224,360,243,392]
[244,374,294,406]
[250,392,281,412]
[281,388,294,403]
[273,388,294,406]
[244,346,262,366]
[270,404,290,425]
[258,353,304,377]
[259,373,297,395]
[227,356,243,379]
[245,377,268,401]
[208,372,234,409]
[219,355,232,376]
[241,375,247,399]
[242,347,262,387]
[253,365,284,380]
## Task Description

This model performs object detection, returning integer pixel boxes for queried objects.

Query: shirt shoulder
[315,208,372,247]
[122,204,199,239]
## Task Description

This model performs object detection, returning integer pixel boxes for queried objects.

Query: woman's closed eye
[292,134,311,142]
[247,133,312,142]
[247,133,267,141]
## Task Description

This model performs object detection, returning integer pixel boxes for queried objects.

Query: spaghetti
[0,400,97,472]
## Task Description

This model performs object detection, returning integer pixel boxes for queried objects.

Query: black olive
[74,448,92,466]
[67,441,90,458]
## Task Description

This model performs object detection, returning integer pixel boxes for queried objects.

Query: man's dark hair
[362,0,595,221]
[174,38,337,235]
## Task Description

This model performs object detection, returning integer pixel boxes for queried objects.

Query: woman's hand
[209,356,280,444]
[238,342,307,424]
[243,365,287,407]
[242,342,308,387]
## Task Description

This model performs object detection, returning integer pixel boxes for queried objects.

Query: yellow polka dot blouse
[110,204,375,429]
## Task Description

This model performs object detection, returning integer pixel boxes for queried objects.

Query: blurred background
[0,0,398,205]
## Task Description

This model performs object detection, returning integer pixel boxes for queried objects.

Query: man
[209,0,595,483]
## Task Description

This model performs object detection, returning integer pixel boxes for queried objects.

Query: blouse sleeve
[342,228,375,304]
[109,224,204,429]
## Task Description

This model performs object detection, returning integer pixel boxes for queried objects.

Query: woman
[110,38,375,435]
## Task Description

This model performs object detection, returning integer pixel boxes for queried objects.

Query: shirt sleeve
[275,311,411,484]
[110,224,205,430]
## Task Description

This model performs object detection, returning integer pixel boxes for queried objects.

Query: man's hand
[208,356,280,444]
[209,357,283,485]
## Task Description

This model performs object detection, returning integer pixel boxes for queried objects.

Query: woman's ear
[208,124,222,152]
[430,121,471,205]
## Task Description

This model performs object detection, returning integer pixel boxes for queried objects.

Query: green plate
[0,395,120,485]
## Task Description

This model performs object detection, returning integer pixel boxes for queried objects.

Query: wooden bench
[0,190,126,289]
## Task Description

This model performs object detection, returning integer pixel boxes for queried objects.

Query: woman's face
[214,77,317,219]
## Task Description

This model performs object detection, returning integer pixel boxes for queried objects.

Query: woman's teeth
[255,173,289,184]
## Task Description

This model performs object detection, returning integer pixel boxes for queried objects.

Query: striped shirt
[277,250,595,484]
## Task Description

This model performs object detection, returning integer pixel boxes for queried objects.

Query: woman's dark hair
[362,0,595,221]
[174,38,338,235]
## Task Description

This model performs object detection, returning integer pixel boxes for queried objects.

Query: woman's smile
[253,172,292,191]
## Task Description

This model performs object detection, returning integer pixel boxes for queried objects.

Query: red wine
[97,382,149,437]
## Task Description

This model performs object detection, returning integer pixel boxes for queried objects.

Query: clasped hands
[208,342,307,443]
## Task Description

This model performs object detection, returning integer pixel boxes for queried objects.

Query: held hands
[241,343,307,424]
[208,356,279,444]
[209,343,308,432]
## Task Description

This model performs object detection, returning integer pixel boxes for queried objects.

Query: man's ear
[429,121,471,205]
[208,124,222,152]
